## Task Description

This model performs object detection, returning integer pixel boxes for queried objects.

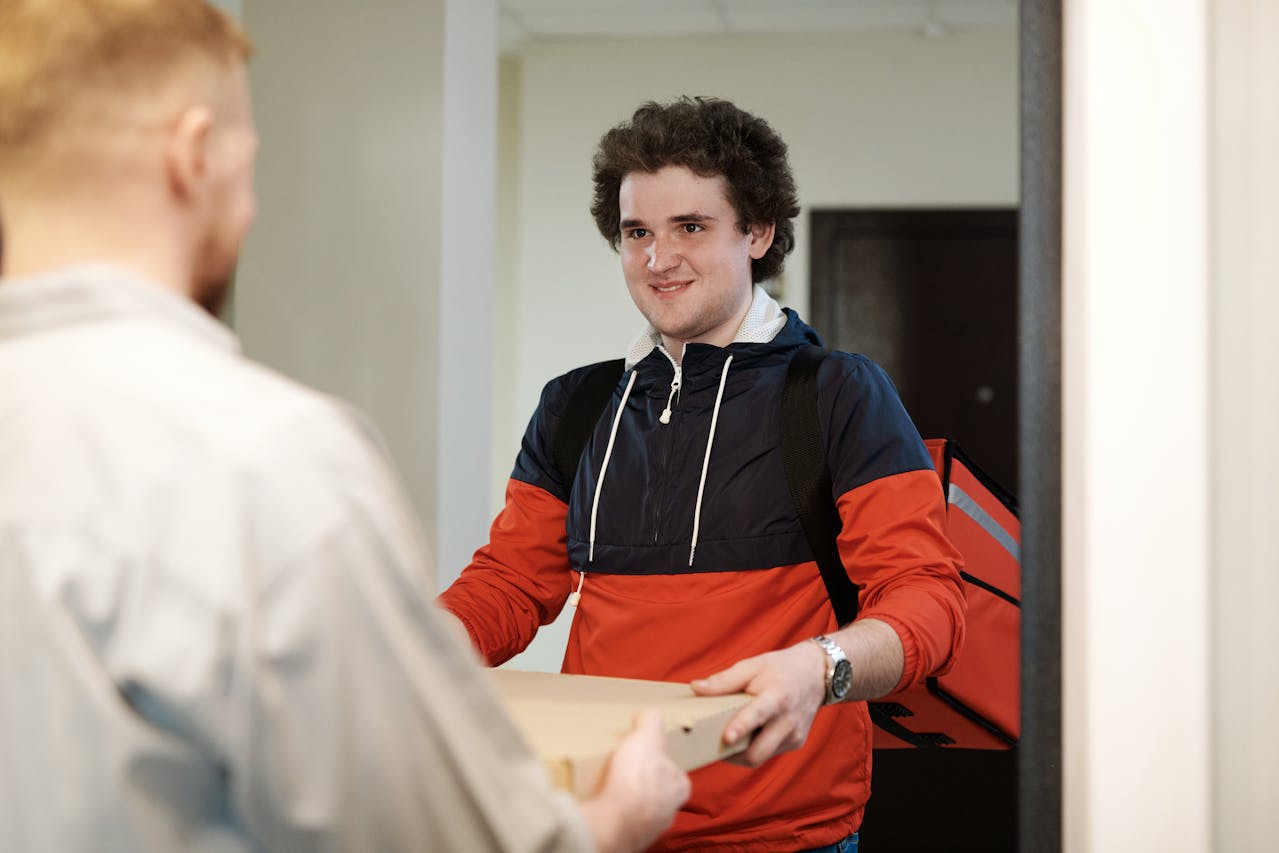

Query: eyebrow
[620,213,717,229]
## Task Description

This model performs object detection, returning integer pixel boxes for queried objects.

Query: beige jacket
[0,266,592,853]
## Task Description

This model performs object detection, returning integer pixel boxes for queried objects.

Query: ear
[164,104,215,202]
[747,221,776,260]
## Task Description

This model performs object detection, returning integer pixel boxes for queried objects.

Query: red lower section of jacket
[563,566,866,852]
[440,474,966,852]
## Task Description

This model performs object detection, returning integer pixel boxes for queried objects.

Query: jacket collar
[0,264,239,354]
[623,284,790,370]
[627,301,823,391]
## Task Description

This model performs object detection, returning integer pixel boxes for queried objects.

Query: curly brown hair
[590,97,800,283]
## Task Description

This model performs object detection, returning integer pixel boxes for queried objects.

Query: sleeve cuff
[863,611,921,694]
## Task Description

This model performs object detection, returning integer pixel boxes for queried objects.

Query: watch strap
[812,634,851,704]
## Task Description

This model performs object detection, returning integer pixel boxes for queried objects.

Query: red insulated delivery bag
[868,438,1020,749]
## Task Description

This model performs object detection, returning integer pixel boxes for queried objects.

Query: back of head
[590,96,801,283]
[0,0,252,179]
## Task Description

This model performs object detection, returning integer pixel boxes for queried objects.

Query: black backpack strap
[551,359,626,494]
[780,345,859,626]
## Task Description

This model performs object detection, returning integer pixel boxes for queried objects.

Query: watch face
[831,659,853,699]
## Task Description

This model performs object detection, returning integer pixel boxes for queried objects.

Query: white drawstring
[566,569,586,608]
[571,369,636,609]
[659,373,680,424]
[588,369,637,564]
[689,355,733,566]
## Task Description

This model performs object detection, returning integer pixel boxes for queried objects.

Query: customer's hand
[690,641,827,767]
[578,710,691,853]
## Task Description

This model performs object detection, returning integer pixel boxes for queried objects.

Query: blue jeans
[796,832,859,853]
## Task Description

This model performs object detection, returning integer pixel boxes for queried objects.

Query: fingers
[721,696,803,767]
[724,711,811,768]
[690,659,756,696]
[584,709,690,853]
[739,717,801,767]
[629,708,666,743]
[718,681,818,766]
[629,710,690,802]
[721,693,779,748]
[693,647,826,767]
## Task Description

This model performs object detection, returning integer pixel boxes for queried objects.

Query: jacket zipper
[652,348,682,542]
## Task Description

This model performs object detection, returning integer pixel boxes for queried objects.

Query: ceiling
[498,0,1018,53]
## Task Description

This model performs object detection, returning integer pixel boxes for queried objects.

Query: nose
[646,236,679,274]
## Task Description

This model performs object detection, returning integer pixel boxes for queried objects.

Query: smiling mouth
[652,281,691,293]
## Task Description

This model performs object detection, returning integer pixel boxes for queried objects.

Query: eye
[681,223,704,234]
[625,227,649,239]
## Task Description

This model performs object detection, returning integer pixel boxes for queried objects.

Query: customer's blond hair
[0,0,251,169]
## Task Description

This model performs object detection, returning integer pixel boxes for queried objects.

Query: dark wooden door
[810,208,1019,853]
[810,208,1018,490]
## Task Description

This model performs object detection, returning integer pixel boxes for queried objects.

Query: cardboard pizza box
[487,669,752,796]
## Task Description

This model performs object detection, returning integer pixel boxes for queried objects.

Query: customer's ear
[164,104,215,203]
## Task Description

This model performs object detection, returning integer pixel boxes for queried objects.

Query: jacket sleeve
[232,403,594,853]
[821,353,967,692]
[437,373,580,666]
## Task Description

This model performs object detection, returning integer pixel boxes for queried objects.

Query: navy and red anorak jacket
[440,309,966,852]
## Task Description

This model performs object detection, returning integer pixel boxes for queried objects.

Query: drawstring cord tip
[567,570,586,608]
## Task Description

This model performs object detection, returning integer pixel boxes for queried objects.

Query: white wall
[1063,3,1279,849]
[236,0,496,591]
[436,1,497,587]
[491,56,523,512]
[1064,0,1231,850]
[497,31,1018,670]
[1210,2,1279,850]
[237,0,444,541]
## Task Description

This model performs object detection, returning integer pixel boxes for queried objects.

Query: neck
[661,289,755,364]
[1,196,192,300]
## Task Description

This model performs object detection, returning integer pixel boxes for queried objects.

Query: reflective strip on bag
[948,483,1020,561]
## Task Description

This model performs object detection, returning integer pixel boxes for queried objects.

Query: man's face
[193,64,258,316]
[618,165,774,353]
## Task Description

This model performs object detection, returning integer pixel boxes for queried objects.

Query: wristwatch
[812,635,853,705]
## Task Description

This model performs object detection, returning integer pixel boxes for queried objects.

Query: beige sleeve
[226,409,596,853]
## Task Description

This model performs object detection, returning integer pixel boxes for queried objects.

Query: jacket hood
[582,294,827,570]
[623,285,822,371]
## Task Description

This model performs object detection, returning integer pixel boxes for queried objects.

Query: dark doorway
[809,208,1019,853]
[809,208,1019,490]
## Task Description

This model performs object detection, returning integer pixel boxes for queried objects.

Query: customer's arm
[229,407,685,852]
[579,711,692,853]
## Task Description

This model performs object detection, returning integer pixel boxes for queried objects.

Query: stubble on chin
[191,223,244,318]
[192,244,237,318]
[194,273,233,318]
